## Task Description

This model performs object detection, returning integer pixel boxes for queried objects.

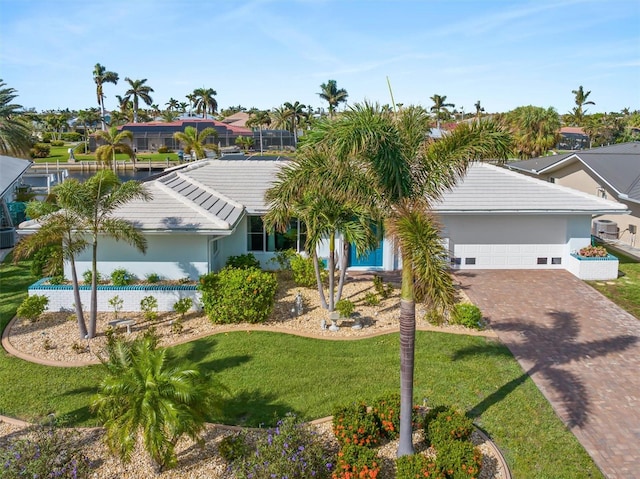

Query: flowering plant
[578,245,608,257]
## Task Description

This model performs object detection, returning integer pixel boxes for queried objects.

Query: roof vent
[592,219,618,240]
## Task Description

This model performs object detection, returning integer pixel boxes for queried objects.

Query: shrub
[170,318,184,334]
[50,139,65,146]
[371,392,401,439]
[270,248,296,270]
[333,444,379,479]
[425,307,446,326]
[48,274,65,285]
[373,275,394,299]
[108,295,124,320]
[82,269,101,284]
[218,432,249,463]
[335,298,355,318]
[17,294,49,322]
[364,291,380,306]
[579,245,608,257]
[332,401,381,448]
[145,272,161,283]
[450,303,483,330]
[62,132,83,142]
[425,407,474,449]
[396,453,443,479]
[140,295,158,321]
[290,253,324,287]
[226,253,261,269]
[30,142,51,158]
[199,267,277,324]
[229,413,333,479]
[110,268,135,286]
[435,440,482,479]
[0,425,93,479]
[31,244,63,278]
[157,145,171,153]
[173,297,193,319]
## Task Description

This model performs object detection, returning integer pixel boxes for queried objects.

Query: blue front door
[349,239,384,267]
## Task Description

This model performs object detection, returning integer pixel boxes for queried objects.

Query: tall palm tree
[173,125,218,160]
[318,80,349,117]
[93,63,119,130]
[94,126,135,172]
[283,101,307,145]
[430,94,455,129]
[474,100,485,121]
[246,109,271,154]
[123,77,154,123]
[75,170,151,338]
[92,332,216,471]
[191,88,218,118]
[178,101,189,114]
[165,97,179,111]
[13,185,90,338]
[570,85,595,125]
[306,103,511,456]
[0,79,31,157]
[501,105,560,158]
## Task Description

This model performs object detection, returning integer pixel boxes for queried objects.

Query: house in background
[557,126,590,150]
[56,158,627,282]
[0,155,32,249]
[508,142,640,249]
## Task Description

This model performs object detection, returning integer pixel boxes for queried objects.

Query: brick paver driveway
[454,270,640,479]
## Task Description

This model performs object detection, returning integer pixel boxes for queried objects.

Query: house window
[552,257,562,265]
[465,258,476,265]
[451,257,462,266]
[537,257,548,265]
[247,216,306,252]
[596,187,607,199]
[549,177,556,184]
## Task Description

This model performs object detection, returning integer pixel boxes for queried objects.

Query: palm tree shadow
[454,310,637,428]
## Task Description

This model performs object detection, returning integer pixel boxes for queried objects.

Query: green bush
[108,295,124,320]
[424,307,446,326]
[335,298,355,318]
[226,253,261,269]
[290,253,323,287]
[82,269,101,284]
[435,440,482,479]
[270,248,296,270]
[333,444,380,479]
[173,297,193,319]
[396,453,442,479]
[450,303,483,330]
[199,267,277,324]
[363,291,380,306]
[332,401,381,448]
[30,142,51,158]
[50,139,65,147]
[218,432,249,463]
[140,295,158,321]
[30,244,63,278]
[425,407,474,448]
[371,392,401,439]
[145,272,161,283]
[0,425,93,478]
[373,275,394,299]
[62,132,83,142]
[110,268,135,286]
[17,295,49,322]
[229,413,333,479]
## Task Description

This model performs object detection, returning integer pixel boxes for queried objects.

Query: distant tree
[430,94,455,128]
[318,80,349,117]
[178,101,189,114]
[500,105,561,158]
[165,98,179,111]
[246,109,272,154]
[173,125,218,160]
[191,88,218,118]
[283,101,307,144]
[93,63,119,130]
[0,79,31,157]
[570,85,595,125]
[474,100,485,121]
[76,108,101,153]
[94,126,134,171]
[160,110,180,122]
[235,135,254,152]
[123,78,154,123]
[219,105,247,118]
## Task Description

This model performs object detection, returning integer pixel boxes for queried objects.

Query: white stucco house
[56,156,627,282]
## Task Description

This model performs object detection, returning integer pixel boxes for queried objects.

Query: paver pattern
[455,269,640,479]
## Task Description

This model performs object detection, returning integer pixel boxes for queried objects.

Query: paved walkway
[454,270,640,479]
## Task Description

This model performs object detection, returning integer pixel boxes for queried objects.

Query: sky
[1,0,639,116]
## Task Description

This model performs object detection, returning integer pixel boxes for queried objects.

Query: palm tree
[178,101,189,114]
[570,85,595,125]
[13,185,90,338]
[165,97,179,111]
[93,63,119,130]
[94,126,135,172]
[75,170,151,338]
[76,108,101,153]
[306,103,511,456]
[0,79,31,157]
[123,77,154,123]
[430,94,455,129]
[318,80,349,117]
[246,109,271,154]
[160,110,180,122]
[92,332,216,471]
[173,125,218,160]
[283,101,307,145]
[501,105,560,158]
[474,100,485,121]
[191,88,218,118]
[235,135,254,152]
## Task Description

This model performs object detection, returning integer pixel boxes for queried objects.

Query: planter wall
[28,278,201,312]
[566,253,619,280]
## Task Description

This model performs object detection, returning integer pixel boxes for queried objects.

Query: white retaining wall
[566,254,619,280]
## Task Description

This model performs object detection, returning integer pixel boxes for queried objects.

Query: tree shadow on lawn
[214,388,298,427]
[453,310,637,428]
[176,338,252,373]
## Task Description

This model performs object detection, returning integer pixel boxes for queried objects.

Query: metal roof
[0,156,32,198]
[434,162,629,215]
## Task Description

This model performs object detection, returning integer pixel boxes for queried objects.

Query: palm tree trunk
[335,240,350,303]
[88,239,98,338]
[312,250,328,309]
[328,233,335,311]
[259,126,264,154]
[397,260,416,457]
[68,250,88,338]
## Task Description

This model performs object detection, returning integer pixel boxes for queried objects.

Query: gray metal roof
[0,156,32,198]
[508,142,640,203]
[434,162,629,215]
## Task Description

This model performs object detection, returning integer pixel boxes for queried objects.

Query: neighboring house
[63,158,627,281]
[508,142,640,248]
[558,126,589,150]
[0,155,32,248]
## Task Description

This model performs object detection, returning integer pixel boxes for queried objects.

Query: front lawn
[0,255,603,478]
[588,248,640,319]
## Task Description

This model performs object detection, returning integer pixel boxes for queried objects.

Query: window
[465,258,476,265]
[247,216,306,252]
[551,257,562,265]
[537,257,548,265]
[451,257,462,266]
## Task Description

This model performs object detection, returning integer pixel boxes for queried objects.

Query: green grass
[0,255,603,478]
[588,248,640,319]
[32,143,180,164]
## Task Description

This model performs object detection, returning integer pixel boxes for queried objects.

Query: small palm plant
[92,332,220,472]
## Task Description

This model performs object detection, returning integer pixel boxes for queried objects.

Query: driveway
[454,270,640,479]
